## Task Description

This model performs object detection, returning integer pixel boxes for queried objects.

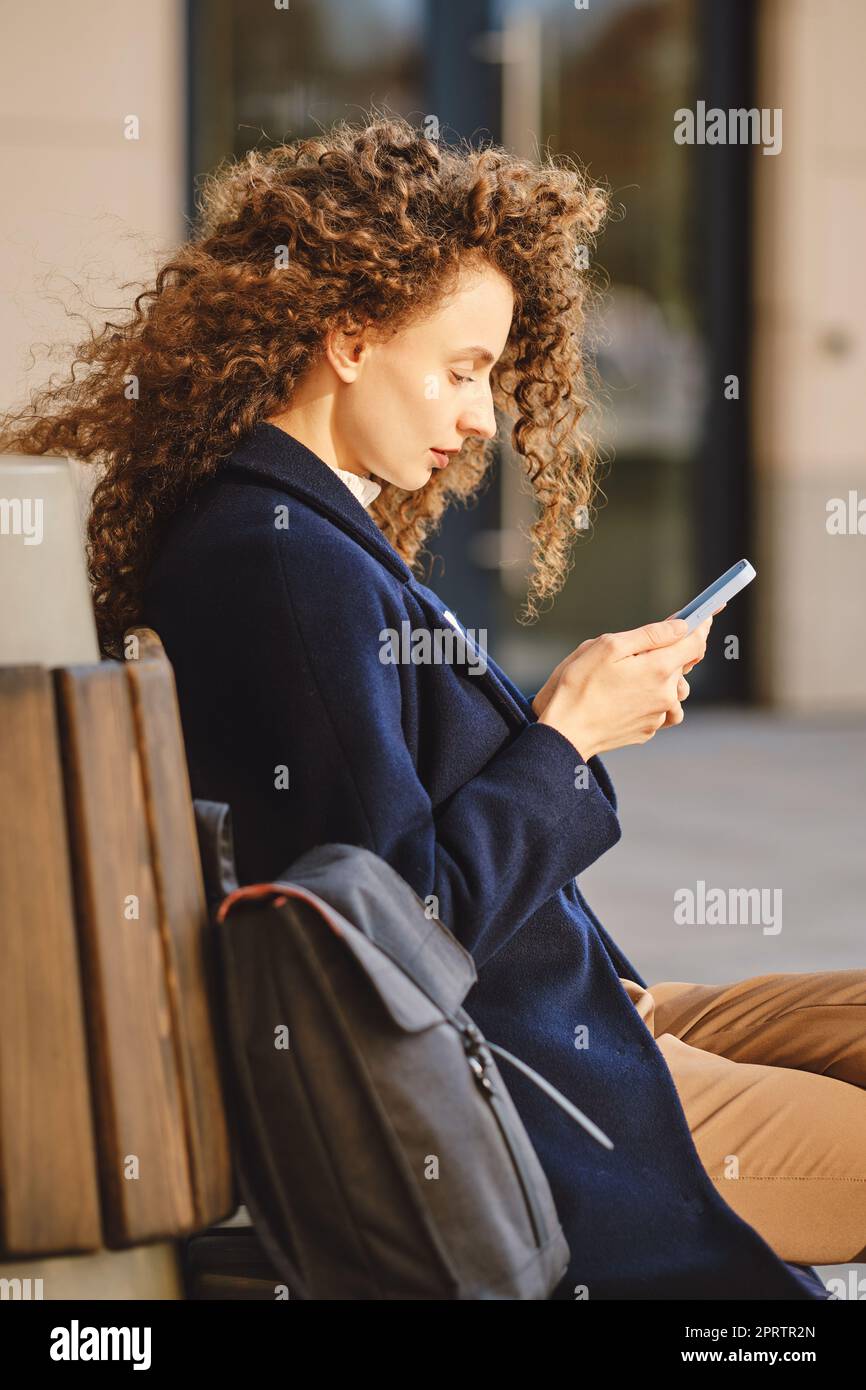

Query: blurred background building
[1,0,863,1297]
[2,0,864,711]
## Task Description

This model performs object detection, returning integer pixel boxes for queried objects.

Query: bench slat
[0,667,102,1255]
[55,662,196,1244]
[124,628,234,1228]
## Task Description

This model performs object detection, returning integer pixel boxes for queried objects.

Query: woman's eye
[450,371,476,385]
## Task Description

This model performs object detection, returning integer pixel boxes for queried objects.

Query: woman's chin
[381,463,439,491]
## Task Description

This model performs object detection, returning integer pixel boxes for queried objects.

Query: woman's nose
[458,395,497,441]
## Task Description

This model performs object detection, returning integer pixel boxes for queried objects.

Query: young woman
[5,116,863,1301]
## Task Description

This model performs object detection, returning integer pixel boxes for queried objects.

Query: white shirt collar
[332,465,382,510]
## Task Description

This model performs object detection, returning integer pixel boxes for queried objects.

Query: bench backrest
[0,627,234,1270]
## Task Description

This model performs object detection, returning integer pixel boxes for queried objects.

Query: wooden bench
[0,627,243,1298]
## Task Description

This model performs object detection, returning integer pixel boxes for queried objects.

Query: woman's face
[331,257,515,489]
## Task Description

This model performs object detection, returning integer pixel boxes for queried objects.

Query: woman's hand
[532,611,721,761]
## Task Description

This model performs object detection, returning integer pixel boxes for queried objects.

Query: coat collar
[222,421,413,582]
[222,422,539,737]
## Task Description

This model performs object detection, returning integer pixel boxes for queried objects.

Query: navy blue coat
[142,422,825,1300]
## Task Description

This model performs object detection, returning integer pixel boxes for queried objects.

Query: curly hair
[0,112,610,658]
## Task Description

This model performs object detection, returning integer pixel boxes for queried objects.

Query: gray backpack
[195,800,612,1300]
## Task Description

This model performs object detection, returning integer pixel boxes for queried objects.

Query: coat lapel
[224,421,534,732]
[406,582,535,732]
[222,422,413,582]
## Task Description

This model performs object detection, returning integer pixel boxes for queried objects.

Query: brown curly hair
[0,112,609,659]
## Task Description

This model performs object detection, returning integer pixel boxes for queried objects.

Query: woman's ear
[326,330,367,382]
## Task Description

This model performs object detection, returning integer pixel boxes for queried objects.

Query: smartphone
[671,558,756,632]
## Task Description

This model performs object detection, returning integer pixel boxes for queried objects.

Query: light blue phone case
[672,559,756,632]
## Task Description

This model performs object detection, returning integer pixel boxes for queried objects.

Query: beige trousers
[619,970,866,1265]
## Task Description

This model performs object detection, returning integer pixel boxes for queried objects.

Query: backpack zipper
[457,1020,550,1250]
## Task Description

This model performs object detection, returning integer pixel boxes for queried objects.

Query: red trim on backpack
[215,881,346,939]
[216,882,290,922]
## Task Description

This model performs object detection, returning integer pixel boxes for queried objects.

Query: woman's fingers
[658,702,683,729]
[656,677,689,731]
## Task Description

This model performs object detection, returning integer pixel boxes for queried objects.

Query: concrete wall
[752,0,866,710]
[0,0,187,1295]
[0,0,187,536]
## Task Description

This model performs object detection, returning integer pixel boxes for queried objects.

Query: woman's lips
[429,449,450,468]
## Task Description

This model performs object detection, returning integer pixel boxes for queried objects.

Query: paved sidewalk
[581,707,865,982]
